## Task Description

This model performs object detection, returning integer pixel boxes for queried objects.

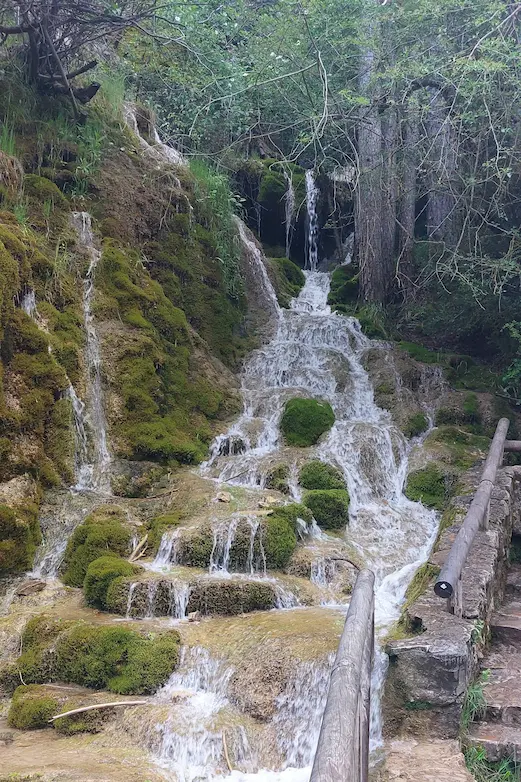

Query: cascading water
[305,170,319,271]
[71,211,111,493]
[196,226,438,773]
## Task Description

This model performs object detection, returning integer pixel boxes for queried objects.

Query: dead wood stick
[129,533,148,562]
[49,700,145,722]
[222,730,233,772]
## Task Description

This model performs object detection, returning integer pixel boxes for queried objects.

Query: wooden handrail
[310,569,375,782]
[434,418,510,614]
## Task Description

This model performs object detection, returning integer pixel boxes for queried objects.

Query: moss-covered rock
[398,342,442,364]
[299,460,346,490]
[84,555,140,609]
[404,465,456,510]
[435,393,482,428]
[265,463,290,494]
[15,615,180,695]
[328,266,359,308]
[0,502,41,575]
[403,413,429,439]
[280,398,335,447]
[187,578,277,615]
[61,506,133,587]
[269,257,305,307]
[303,489,350,530]
[8,685,58,729]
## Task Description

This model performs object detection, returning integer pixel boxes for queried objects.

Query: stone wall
[384,466,520,739]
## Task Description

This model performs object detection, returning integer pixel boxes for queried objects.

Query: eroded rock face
[229,642,296,721]
[384,467,518,740]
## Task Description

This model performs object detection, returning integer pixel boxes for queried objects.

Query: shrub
[61,507,132,587]
[8,685,58,729]
[299,460,346,490]
[280,398,335,447]
[84,555,139,609]
[303,489,350,530]
[403,413,429,439]
[404,464,455,510]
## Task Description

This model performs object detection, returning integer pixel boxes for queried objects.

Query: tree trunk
[426,90,459,247]
[381,105,398,291]
[397,107,419,292]
[356,1,386,304]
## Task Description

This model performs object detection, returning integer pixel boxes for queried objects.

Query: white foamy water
[193,230,438,777]
[305,171,319,271]
[70,211,111,494]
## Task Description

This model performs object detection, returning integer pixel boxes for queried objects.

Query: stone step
[383,739,473,781]
[506,564,521,596]
[481,668,521,725]
[467,722,521,762]
[490,599,521,644]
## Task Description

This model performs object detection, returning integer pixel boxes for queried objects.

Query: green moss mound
[404,465,455,510]
[61,506,132,587]
[403,413,429,439]
[8,685,58,729]
[299,460,346,490]
[187,579,277,615]
[84,555,139,609]
[16,616,180,695]
[269,257,305,307]
[0,502,41,575]
[280,398,335,447]
[303,489,350,530]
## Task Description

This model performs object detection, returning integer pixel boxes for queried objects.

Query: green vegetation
[461,670,489,732]
[269,257,305,307]
[188,579,277,615]
[61,507,133,587]
[404,465,455,510]
[0,503,41,575]
[436,393,482,428]
[148,512,181,552]
[15,615,180,695]
[403,413,429,439]
[465,745,520,782]
[427,427,491,471]
[399,342,442,364]
[303,489,350,530]
[280,398,335,447]
[84,555,139,609]
[190,159,242,299]
[8,685,58,730]
[328,266,359,308]
[299,460,346,490]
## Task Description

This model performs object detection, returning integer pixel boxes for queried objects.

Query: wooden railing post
[310,569,375,782]
[434,418,509,605]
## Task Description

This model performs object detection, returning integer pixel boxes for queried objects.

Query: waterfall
[123,104,184,170]
[201,243,438,762]
[151,528,182,570]
[284,172,295,258]
[71,211,111,493]
[305,170,319,271]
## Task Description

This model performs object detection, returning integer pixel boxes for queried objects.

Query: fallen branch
[222,730,233,772]
[49,700,145,722]
[129,533,148,562]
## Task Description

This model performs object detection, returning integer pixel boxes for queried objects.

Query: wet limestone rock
[229,642,296,720]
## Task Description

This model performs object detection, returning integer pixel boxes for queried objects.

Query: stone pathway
[382,739,473,781]
[468,561,521,760]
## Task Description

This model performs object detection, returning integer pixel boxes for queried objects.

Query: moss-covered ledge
[383,466,518,740]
